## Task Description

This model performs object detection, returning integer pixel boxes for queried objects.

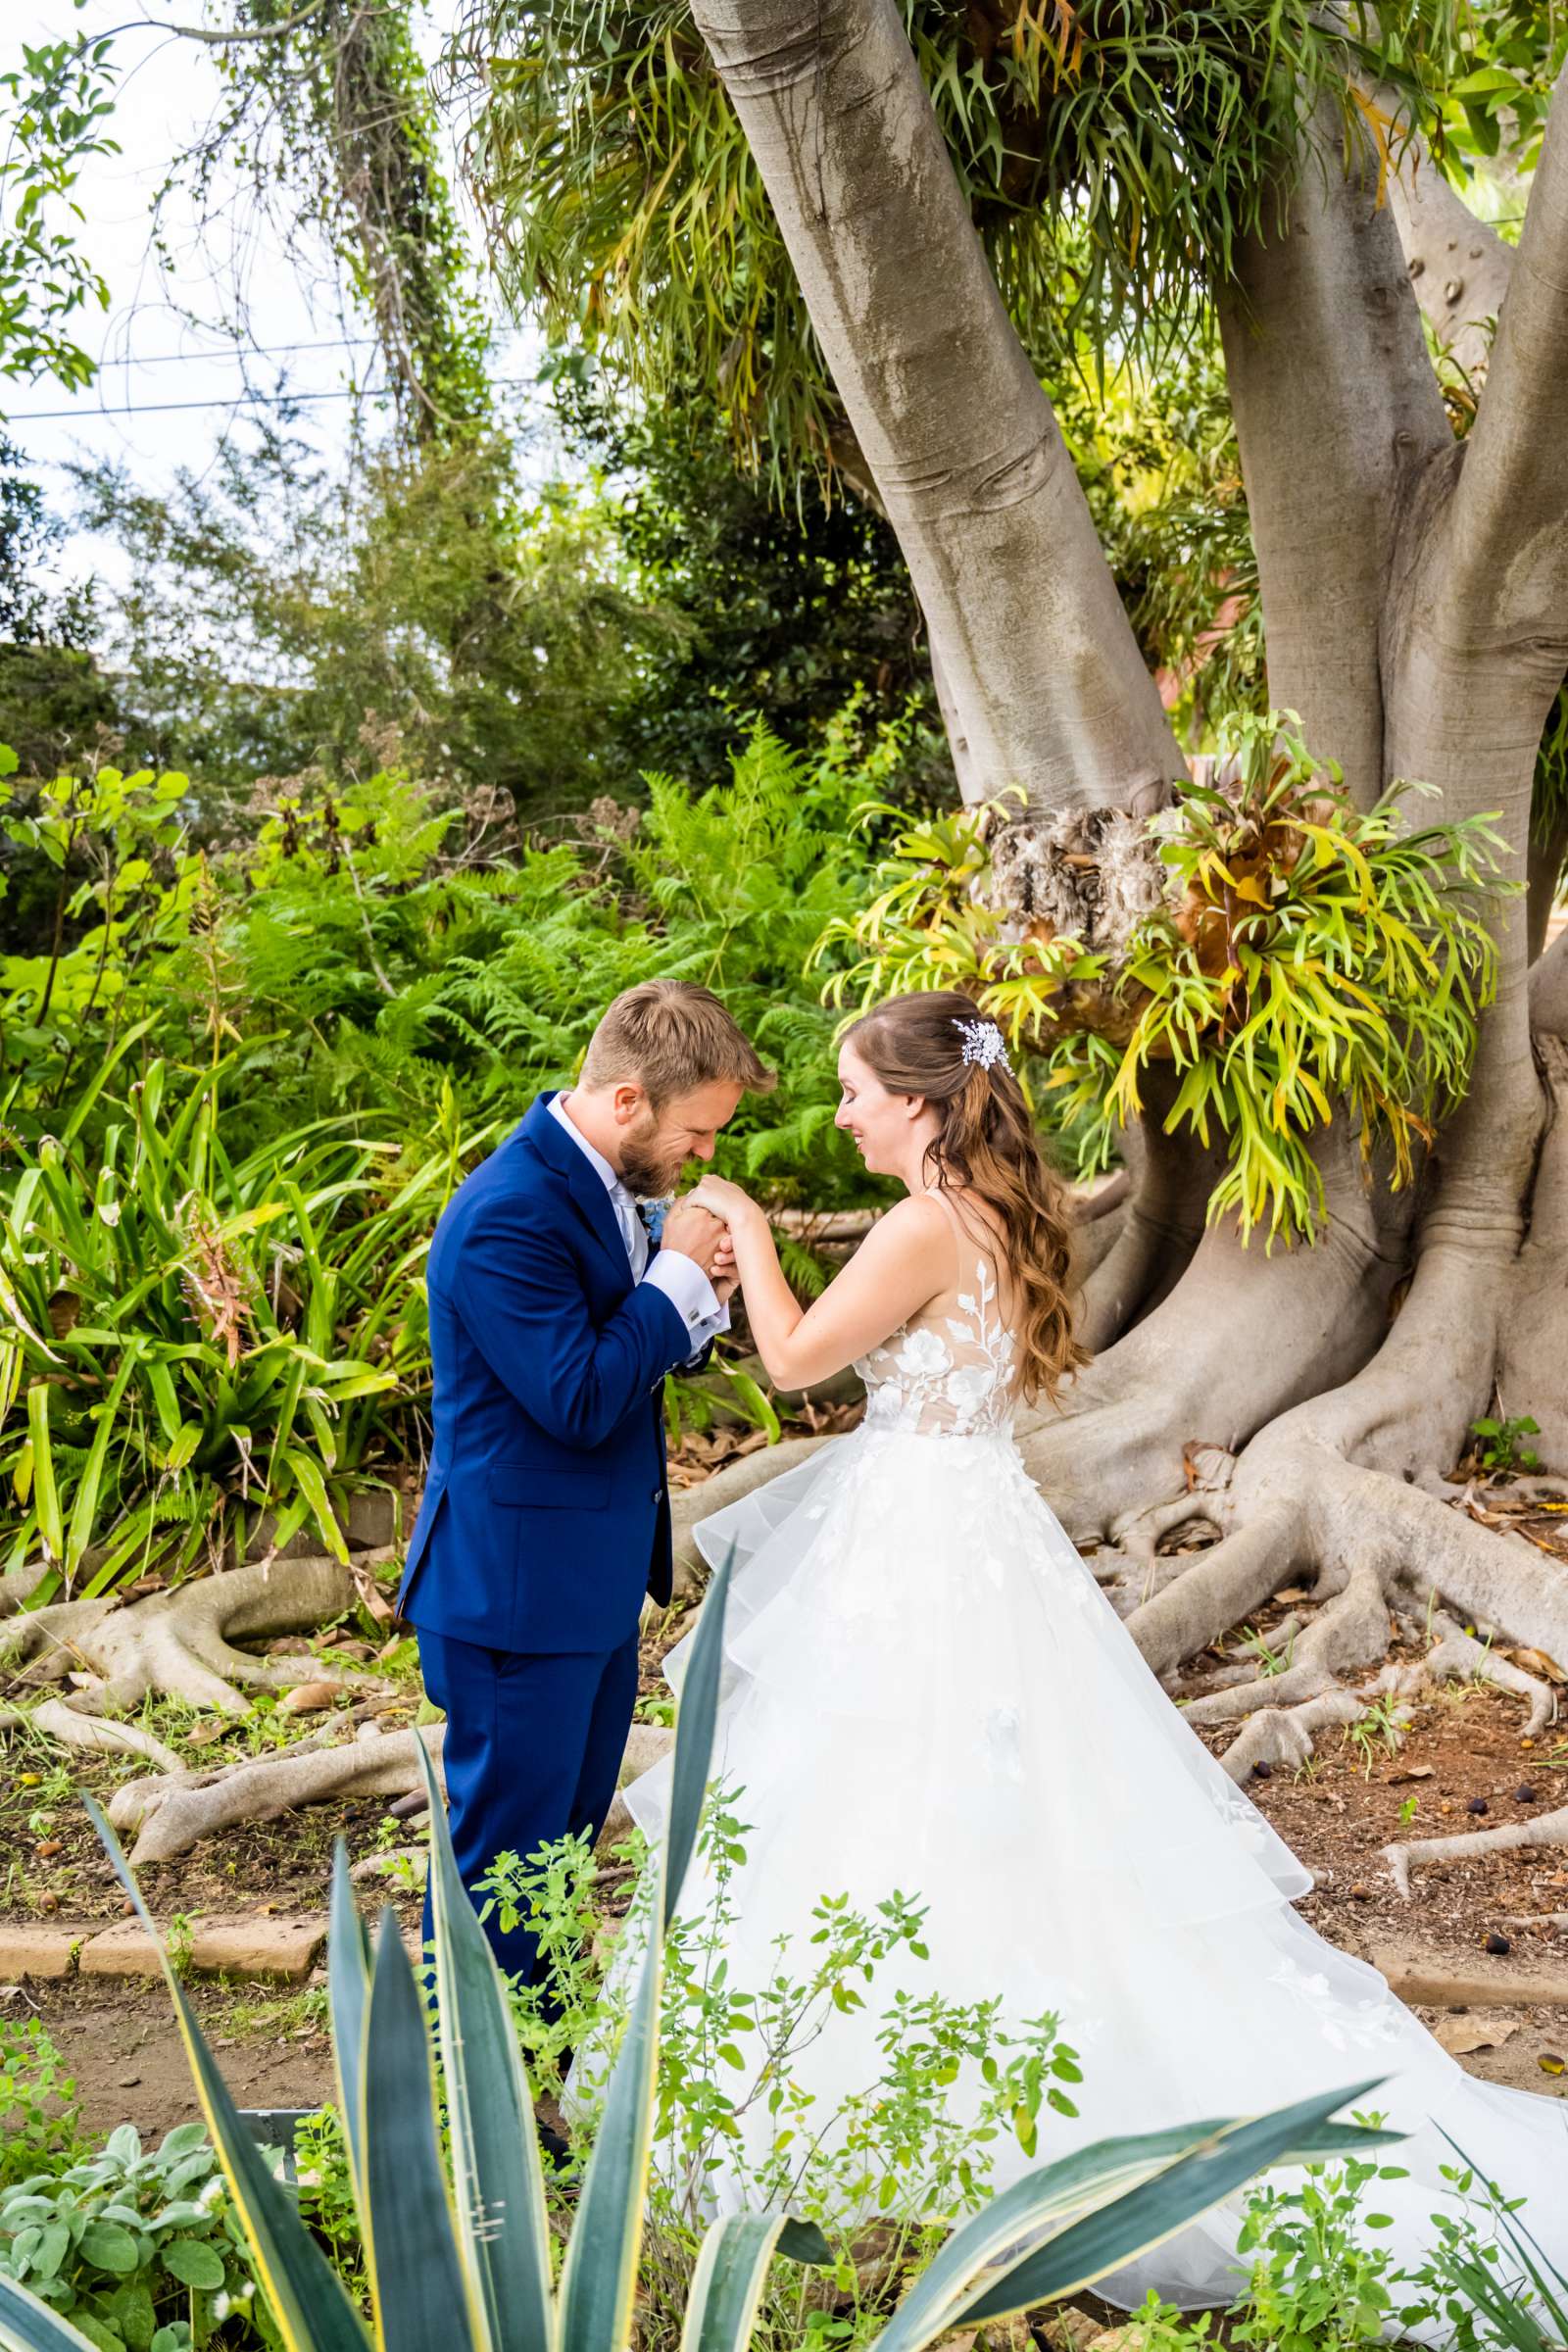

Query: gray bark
[1217,105,1451,802]
[1386,130,1515,377]
[684,0,1183,817]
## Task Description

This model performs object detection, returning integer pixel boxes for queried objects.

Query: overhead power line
[9,378,531,423]
[95,336,380,368]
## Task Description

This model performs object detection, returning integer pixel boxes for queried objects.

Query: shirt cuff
[643,1249,722,1338]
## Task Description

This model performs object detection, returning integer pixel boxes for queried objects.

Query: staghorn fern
[823,710,1514,1245]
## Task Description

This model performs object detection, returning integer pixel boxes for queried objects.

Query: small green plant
[1397,1795,1420,1826]
[1345,1698,1405,1779]
[1239,1623,1295,1679]
[1396,2141,1565,2348]
[0,2023,83,2190]
[1114,2291,1215,2352]
[1469,1413,1544,1476]
[0,2122,267,2352]
[1231,2141,1404,2352]
[287,2112,364,2310]
[485,1786,1084,2261]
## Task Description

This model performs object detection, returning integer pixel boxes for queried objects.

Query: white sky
[2,0,550,595]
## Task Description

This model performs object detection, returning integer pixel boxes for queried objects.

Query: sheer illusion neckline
[854,1193,1018,1439]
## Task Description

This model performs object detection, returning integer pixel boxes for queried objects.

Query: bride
[622,987,1568,2300]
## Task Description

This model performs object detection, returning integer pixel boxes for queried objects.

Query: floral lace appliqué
[856,1258,1016,1439]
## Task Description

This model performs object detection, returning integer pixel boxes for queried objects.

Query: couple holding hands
[398,976,1562,2294]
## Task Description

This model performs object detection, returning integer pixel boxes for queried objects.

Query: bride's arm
[685,1180,952,1389]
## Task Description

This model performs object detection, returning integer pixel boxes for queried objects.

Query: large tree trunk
[685,0,1181,818]
[675,0,1568,1758]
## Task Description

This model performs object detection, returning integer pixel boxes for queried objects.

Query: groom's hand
[661,1200,726,1269]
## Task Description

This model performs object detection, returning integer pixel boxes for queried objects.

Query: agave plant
[0,1055,490,1597]
[0,1550,1396,2352]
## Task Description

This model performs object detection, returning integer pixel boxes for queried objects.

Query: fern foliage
[825,711,1513,1244]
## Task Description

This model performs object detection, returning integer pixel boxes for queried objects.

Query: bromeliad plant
[0,1057,485,1598]
[0,1550,1402,2352]
[821,710,1511,1242]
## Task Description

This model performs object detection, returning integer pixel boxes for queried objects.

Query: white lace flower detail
[1269,1957,1403,2052]
[895,1327,951,1378]
[945,1362,994,1414]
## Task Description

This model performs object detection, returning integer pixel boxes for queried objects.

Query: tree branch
[683,0,1183,818]
[105,0,336,44]
[1382,112,1514,377]
[1216,101,1451,802]
[1446,60,1568,649]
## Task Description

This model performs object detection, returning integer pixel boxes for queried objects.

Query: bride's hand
[688,1173,764,1233]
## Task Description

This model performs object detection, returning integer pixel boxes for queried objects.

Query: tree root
[107,1720,447,1865]
[0,1554,388,1725]
[1382,1609,1557,1739]
[1217,1688,1383,1784]
[25,1697,182,1773]
[1384,1803,1568,1900]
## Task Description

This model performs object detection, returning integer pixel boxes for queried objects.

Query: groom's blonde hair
[580,980,775,1109]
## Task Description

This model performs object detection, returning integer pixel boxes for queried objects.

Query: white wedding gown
[624,1238,1568,2301]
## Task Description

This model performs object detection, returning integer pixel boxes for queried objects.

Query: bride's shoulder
[867,1191,956,1264]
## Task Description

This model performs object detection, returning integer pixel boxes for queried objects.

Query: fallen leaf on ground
[277,1681,349,1715]
[1436,2017,1518,2057]
[1389,1765,1436,1784]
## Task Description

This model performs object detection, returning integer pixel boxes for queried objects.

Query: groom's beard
[617,1121,687,1202]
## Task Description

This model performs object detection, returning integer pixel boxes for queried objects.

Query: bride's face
[834,1044,923,1176]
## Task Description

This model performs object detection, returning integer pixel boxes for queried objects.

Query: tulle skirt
[624,1424,1568,2304]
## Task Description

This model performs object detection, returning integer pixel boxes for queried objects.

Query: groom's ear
[610,1079,651,1125]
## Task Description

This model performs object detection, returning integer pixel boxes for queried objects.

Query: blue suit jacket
[398,1093,700,1653]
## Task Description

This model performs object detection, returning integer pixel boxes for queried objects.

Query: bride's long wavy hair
[842,991,1089,1406]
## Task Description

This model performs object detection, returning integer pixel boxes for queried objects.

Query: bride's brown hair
[842,991,1089,1405]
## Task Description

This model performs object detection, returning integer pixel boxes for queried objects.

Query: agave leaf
[556,1931,662,2352]
[679,2213,796,2352]
[0,2269,104,2352]
[83,1796,368,2352]
[416,1736,555,2352]
[662,1544,735,1929]
[560,1546,736,2352]
[948,2079,1388,2326]
[361,1909,486,2352]
[327,1843,371,2213]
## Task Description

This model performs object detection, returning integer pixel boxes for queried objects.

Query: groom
[399,979,773,1985]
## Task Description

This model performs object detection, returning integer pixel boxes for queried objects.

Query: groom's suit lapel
[520,1092,636,1297]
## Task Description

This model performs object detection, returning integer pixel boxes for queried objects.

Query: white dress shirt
[549,1092,730,1358]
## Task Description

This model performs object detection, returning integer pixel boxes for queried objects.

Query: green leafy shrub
[478,1782,1084,2284]
[0,1060,478,1594]
[825,710,1512,1241]
[0,2122,267,2352]
[1396,2144,1566,2349]
[0,2022,84,2190]
[0,753,195,1132]
[1231,2144,1402,2352]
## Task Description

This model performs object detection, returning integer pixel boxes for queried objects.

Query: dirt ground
[9,1455,1568,2139]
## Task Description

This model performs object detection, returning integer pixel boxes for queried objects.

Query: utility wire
[9,378,530,422]
[93,335,380,368]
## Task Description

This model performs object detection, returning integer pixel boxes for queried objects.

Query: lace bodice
[855,1255,1017,1438]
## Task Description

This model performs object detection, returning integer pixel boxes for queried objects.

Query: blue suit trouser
[417,1626,641,1988]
